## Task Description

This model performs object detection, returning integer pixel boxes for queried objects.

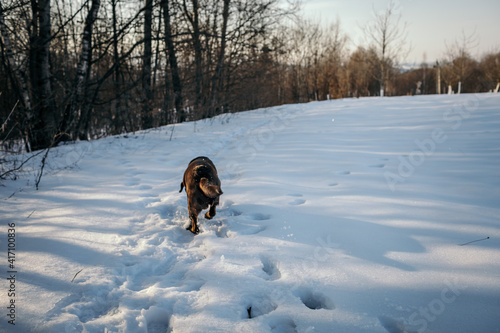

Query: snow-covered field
[2,93,500,333]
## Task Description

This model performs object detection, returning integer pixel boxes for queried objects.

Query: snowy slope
[1,93,500,333]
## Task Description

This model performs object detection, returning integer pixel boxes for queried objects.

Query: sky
[300,0,500,64]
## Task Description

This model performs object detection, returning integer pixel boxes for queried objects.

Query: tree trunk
[35,0,57,147]
[109,0,129,134]
[152,4,162,102]
[183,0,203,116]
[142,0,153,129]
[26,0,57,150]
[29,0,38,110]
[162,0,184,122]
[209,0,230,117]
[61,0,100,139]
[76,35,94,140]
[0,2,34,151]
[112,0,123,133]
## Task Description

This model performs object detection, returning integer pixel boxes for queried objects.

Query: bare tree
[142,0,153,129]
[479,51,500,92]
[277,18,347,103]
[363,0,410,96]
[0,2,33,150]
[442,30,479,93]
[32,0,57,149]
[347,46,379,97]
[183,0,203,115]
[208,0,230,117]
[61,0,100,139]
[161,0,183,122]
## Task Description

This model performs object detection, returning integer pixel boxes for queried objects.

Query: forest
[1,0,499,152]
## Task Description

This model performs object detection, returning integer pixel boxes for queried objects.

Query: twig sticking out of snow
[169,124,175,141]
[459,237,490,246]
[71,269,84,283]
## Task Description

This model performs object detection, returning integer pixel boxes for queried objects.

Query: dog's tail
[179,181,185,193]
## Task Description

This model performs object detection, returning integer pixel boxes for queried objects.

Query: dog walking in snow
[180,157,223,234]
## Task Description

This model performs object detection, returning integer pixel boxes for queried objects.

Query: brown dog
[180,156,223,234]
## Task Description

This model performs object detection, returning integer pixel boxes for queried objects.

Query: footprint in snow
[293,287,335,310]
[260,256,281,281]
[213,221,266,237]
[215,226,229,238]
[268,317,298,333]
[369,164,385,168]
[146,317,170,333]
[246,295,278,319]
[125,178,141,186]
[289,199,306,206]
[122,255,177,292]
[249,212,271,221]
[228,208,243,216]
[378,315,414,333]
[240,224,266,235]
[206,220,230,238]
[47,283,119,325]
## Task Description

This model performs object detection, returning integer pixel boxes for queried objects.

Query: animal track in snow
[245,295,278,319]
[228,208,243,216]
[125,178,141,186]
[294,287,335,310]
[289,199,306,206]
[47,283,119,325]
[238,223,266,235]
[206,220,230,238]
[215,226,229,238]
[369,164,385,168]
[249,212,271,221]
[146,318,170,333]
[216,222,266,237]
[378,315,410,333]
[260,256,281,281]
[335,170,351,175]
[286,193,306,206]
[269,317,298,333]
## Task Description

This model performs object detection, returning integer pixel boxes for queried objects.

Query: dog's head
[200,177,223,199]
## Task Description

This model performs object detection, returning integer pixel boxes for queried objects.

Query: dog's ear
[200,177,208,187]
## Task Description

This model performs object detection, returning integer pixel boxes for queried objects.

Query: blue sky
[300,0,500,64]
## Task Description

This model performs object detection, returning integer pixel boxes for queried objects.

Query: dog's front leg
[205,197,219,220]
[187,208,200,234]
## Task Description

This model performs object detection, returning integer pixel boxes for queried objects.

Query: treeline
[1,0,499,152]
[394,51,500,96]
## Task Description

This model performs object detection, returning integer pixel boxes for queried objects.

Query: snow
[1,93,500,333]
